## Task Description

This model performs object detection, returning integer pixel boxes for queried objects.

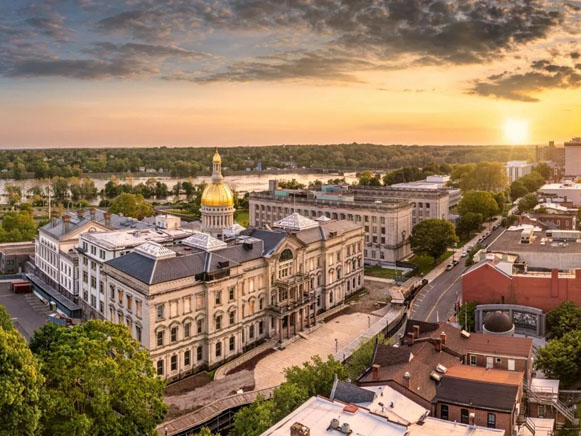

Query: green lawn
[235,209,249,227]
[410,250,453,275]
[364,265,399,279]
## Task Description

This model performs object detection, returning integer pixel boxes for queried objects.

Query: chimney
[104,211,112,227]
[290,422,310,436]
[51,210,59,227]
[89,208,96,221]
[469,413,475,426]
[403,371,411,389]
[440,331,447,345]
[63,215,70,233]
[372,364,380,381]
[77,209,84,220]
[435,338,442,352]
[413,324,420,338]
[407,331,415,345]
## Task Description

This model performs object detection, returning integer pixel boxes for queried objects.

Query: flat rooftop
[408,417,505,436]
[487,228,581,256]
[261,396,408,436]
[444,365,523,386]
[81,228,193,250]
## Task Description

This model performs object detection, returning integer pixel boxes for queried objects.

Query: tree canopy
[535,330,581,385]
[0,309,43,436]
[510,179,528,200]
[546,302,581,339]
[0,210,37,243]
[450,162,508,192]
[357,170,381,186]
[409,219,458,260]
[518,193,538,213]
[109,193,154,220]
[29,321,166,436]
[457,191,500,222]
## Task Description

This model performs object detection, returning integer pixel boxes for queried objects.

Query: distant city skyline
[1,1,581,147]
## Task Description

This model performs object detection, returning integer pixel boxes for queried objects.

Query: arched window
[280,249,293,262]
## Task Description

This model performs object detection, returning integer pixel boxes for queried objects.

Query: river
[0,171,358,200]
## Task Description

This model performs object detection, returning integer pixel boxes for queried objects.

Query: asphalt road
[410,223,506,323]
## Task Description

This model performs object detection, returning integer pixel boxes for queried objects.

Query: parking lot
[0,282,49,340]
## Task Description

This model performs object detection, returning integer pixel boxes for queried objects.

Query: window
[197,318,203,333]
[170,355,177,371]
[126,295,132,312]
[156,304,164,321]
[156,360,163,376]
[118,289,124,306]
[229,286,235,301]
[170,301,178,318]
[216,342,222,357]
[184,350,191,366]
[229,336,235,351]
[197,346,203,361]
[196,293,205,309]
[184,322,191,338]
[136,300,142,318]
[259,321,264,335]
[215,290,222,305]
[184,296,191,313]
[440,405,449,420]
[135,325,142,343]
[495,357,502,364]
[229,311,235,325]
[90,276,96,289]
[157,331,164,347]
[109,285,115,300]
[216,315,222,330]
[249,325,255,339]
[487,413,496,428]
[470,355,477,366]
[460,409,469,424]
[171,326,178,343]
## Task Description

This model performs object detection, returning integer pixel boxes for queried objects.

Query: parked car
[453,260,459,266]
[493,224,500,230]
[461,251,467,257]
[446,264,454,271]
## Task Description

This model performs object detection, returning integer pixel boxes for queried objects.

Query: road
[410,221,506,323]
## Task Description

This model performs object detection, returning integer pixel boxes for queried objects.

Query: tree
[518,193,538,213]
[196,428,220,436]
[409,219,458,261]
[534,162,551,180]
[519,171,545,193]
[510,180,528,200]
[452,162,508,192]
[5,183,21,208]
[109,193,154,220]
[535,330,581,385]
[546,302,581,339]
[456,212,483,239]
[0,323,43,435]
[493,191,506,211]
[0,211,37,242]
[0,305,13,331]
[458,301,477,332]
[277,179,306,189]
[30,321,167,436]
[357,170,381,186]
[457,191,500,222]
[271,383,308,422]
[346,334,385,381]
[283,355,348,398]
[232,395,275,436]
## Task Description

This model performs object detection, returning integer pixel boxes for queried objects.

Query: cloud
[84,42,211,60]
[8,58,158,79]
[25,14,72,40]
[469,58,581,102]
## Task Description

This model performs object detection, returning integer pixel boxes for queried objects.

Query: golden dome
[212,150,222,163]
[201,182,234,207]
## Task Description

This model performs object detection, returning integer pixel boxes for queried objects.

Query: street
[410,222,506,323]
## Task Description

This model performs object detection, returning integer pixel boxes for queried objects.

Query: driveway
[0,282,49,340]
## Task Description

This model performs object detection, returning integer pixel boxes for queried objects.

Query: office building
[564,137,581,177]
[506,161,533,183]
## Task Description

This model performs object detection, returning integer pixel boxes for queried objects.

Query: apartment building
[102,213,365,380]
[250,185,412,263]
[506,161,533,183]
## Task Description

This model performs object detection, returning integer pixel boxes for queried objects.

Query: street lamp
[335,338,338,353]
[397,230,406,283]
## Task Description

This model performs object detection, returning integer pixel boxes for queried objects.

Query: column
[299,309,304,331]
[286,315,290,339]
[279,317,282,342]
[306,304,310,328]
[293,312,297,336]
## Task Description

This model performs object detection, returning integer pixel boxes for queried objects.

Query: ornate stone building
[102,213,364,381]
[201,149,235,237]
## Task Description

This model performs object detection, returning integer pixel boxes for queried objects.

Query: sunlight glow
[504,119,529,145]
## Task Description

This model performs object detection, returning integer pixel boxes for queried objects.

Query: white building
[391,175,462,209]
[77,227,192,320]
[539,181,581,207]
[506,161,533,183]
[565,137,581,178]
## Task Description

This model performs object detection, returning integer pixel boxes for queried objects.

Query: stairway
[524,380,578,424]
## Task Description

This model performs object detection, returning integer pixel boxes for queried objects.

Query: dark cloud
[8,58,158,79]
[469,58,581,102]
[84,42,210,60]
[25,14,72,40]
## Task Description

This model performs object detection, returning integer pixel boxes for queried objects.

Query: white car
[461,251,467,257]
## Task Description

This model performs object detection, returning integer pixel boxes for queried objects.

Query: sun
[504,119,529,144]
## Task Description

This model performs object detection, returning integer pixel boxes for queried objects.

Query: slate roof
[295,220,362,245]
[373,344,412,367]
[246,229,288,255]
[433,377,519,412]
[330,380,375,404]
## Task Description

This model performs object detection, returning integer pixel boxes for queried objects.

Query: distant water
[0,172,358,199]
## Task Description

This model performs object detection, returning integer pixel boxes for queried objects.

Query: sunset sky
[1,0,581,148]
